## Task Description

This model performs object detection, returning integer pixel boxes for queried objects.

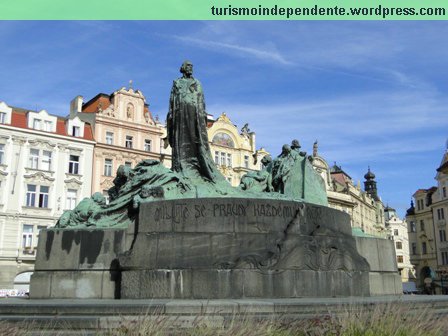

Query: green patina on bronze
[56,61,327,229]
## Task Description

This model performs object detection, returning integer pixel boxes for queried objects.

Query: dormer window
[44,120,53,132]
[0,102,12,124]
[72,126,80,137]
[66,116,85,138]
[33,119,41,130]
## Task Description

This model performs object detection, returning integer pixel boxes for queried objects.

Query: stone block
[242,270,274,298]
[192,270,220,299]
[100,270,119,299]
[121,270,141,298]
[272,270,297,298]
[29,272,51,299]
[118,234,159,269]
[55,271,106,299]
[35,230,82,270]
[35,229,128,271]
[355,237,380,271]
[377,239,398,272]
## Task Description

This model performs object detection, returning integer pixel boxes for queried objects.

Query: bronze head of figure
[180,60,193,78]
[291,139,301,150]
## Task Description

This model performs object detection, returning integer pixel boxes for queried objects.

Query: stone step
[2,296,448,332]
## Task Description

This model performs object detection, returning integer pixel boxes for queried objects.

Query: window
[215,151,232,167]
[125,136,133,149]
[397,255,403,263]
[65,189,77,210]
[25,184,49,208]
[244,155,249,168]
[0,144,4,164]
[144,139,151,152]
[411,243,417,255]
[440,230,447,242]
[33,119,41,130]
[104,159,113,176]
[422,242,427,255]
[0,112,6,124]
[227,177,232,183]
[68,155,79,174]
[22,225,33,249]
[102,190,110,205]
[396,242,402,250]
[72,126,80,137]
[125,161,132,168]
[106,132,114,145]
[41,150,52,171]
[394,229,399,236]
[214,151,219,164]
[442,252,448,265]
[38,186,49,208]
[227,153,232,167]
[419,199,424,210]
[29,149,39,169]
[443,187,447,198]
[410,221,416,233]
[420,220,425,231]
[28,149,52,171]
[44,120,53,132]
[103,190,110,204]
[220,152,226,166]
[26,185,36,207]
[438,208,445,220]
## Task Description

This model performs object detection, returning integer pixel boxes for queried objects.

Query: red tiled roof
[414,189,428,194]
[413,187,438,196]
[8,109,94,141]
[83,123,94,141]
[56,118,66,135]
[331,172,349,186]
[82,94,111,113]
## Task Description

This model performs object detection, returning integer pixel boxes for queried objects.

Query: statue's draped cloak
[167,77,223,182]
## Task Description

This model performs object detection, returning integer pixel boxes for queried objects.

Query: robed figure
[166,61,223,183]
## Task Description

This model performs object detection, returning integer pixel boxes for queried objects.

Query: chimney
[70,96,83,117]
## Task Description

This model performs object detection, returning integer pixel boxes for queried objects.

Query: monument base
[31,198,401,299]
[121,269,369,299]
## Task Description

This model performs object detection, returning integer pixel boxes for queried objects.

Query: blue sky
[1,21,447,217]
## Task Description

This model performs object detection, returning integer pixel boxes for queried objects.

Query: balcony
[438,219,446,227]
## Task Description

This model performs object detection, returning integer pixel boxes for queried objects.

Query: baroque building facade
[384,206,414,282]
[70,85,169,200]
[0,101,95,289]
[207,113,268,187]
[311,142,386,237]
[407,146,448,291]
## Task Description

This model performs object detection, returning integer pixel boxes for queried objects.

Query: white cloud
[208,89,448,165]
[171,35,293,66]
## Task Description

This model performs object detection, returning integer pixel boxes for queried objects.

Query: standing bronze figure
[166,60,222,183]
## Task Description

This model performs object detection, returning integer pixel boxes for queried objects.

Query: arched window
[212,133,234,148]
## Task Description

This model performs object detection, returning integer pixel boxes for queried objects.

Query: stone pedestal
[119,198,371,298]
[30,229,130,299]
[31,198,402,299]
